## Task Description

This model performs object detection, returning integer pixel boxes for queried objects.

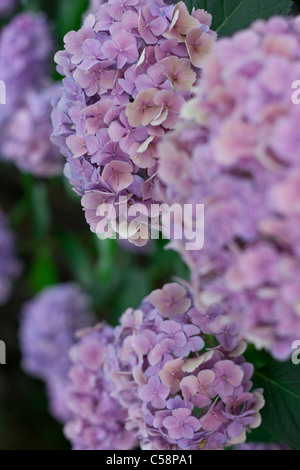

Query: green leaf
[29,246,59,292]
[246,422,276,444]
[184,0,293,36]
[31,182,51,239]
[113,267,151,323]
[58,230,94,289]
[56,0,89,40]
[94,237,117,283]
[253,359,300,449]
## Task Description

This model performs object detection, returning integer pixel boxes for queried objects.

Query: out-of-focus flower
[158,16,300,360]
[2,85,63,177]
[110,282,264,450]
[0,13,52,109]
[64,324,137,450]
[0,209,20,306]
[46,379,72,424]
[51,0,216,245]
[0,12,63,177]
[19,284,95,423]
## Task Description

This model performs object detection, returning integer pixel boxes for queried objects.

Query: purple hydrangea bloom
[46,379,73,424]
[64,324,137,450]
[0,13,53,109]
[158,16,300,360]
[0,209,20,306]
[0,13,63,177]
[19,284,95,423]
[110,282,264,450]
[2,85,63,177]
[51,0,216,245]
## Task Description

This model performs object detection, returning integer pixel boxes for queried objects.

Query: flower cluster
[158,16,300,360]
[110,282,264,450]
[0,13,52,109]
[19,284,95,422]
[64,324,137,450]
[51,0,216,243]
[2,85,63,177]
[0,13,63,177]
[0,209,20,306]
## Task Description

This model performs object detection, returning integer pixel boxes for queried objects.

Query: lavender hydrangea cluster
[0,13,63,177]
[158,16,300,360]
[0,13,52,109]
[2,85,63,177]
[0,209,20,306]
[19,284,95,422]
[64,323,137,450]
[51,0,216,242]
[109,282,264,450]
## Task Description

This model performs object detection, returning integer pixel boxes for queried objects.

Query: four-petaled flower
[139,376,169,409]
[102,29,139,68]
[163,408,200,440]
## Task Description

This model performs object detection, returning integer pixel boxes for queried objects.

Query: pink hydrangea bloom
[51,0,216,244]
[158,16,300,360]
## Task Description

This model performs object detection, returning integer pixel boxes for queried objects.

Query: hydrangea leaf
[253,359,300,449]
[29,247,59,293]
[184,0,293,36]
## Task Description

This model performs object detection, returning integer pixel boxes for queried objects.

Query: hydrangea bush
[19,284,95,422]
[158,16,300,360]
[1,0,298,453]
[51,0,216,243]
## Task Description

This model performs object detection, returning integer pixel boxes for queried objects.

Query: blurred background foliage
[0,0,299,451]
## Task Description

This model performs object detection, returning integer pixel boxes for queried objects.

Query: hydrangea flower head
[0,210,20,306]
[0,13,63,177]
[2,85,63,177]
[19,284,95,422]
[0,13,52,109]
[158,16,300,360]
[64,323,137,450]
[51,0,216,244]
[110,282,264,450]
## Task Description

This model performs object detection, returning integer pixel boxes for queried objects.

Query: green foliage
[184,0,293,36]
[253,359,300,449]
[29,246,59,292]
